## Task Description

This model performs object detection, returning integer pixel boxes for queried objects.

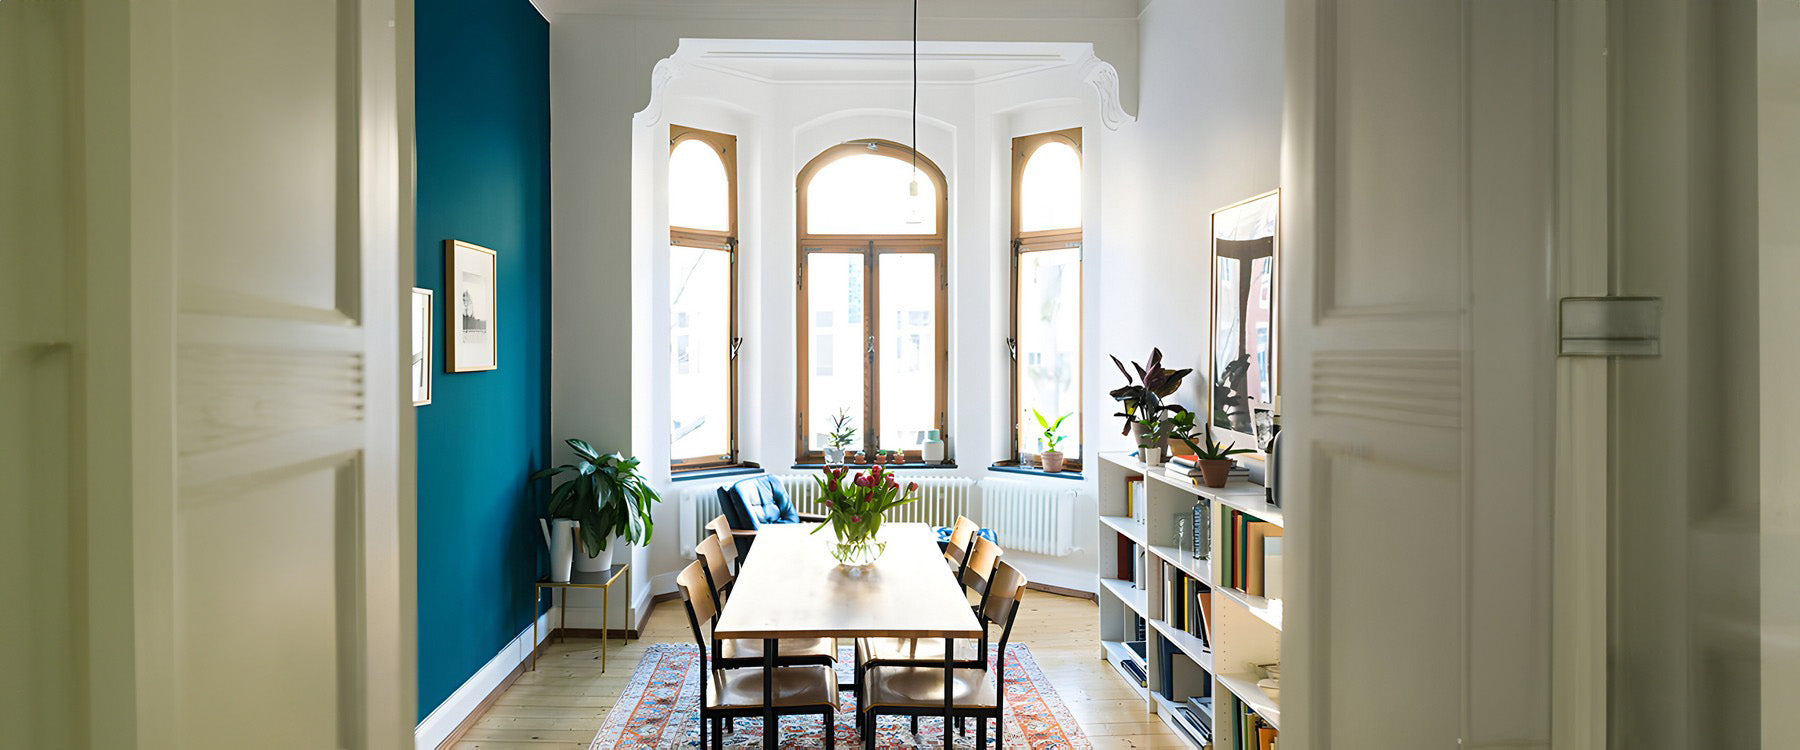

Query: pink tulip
[852,515,862,522]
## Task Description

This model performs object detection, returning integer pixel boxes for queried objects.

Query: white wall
[1098,0,1284,447]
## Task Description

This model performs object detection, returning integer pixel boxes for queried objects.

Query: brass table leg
[602,580,610,673]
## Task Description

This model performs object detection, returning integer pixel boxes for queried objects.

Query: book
[1116,533,1134,580]
[1119,656,1147,687]
[1245,521,1279,596]
[1263,537,1283,602]
[1196,589,1213,646]
[1187,696,1214,733]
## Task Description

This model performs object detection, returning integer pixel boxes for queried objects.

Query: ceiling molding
[633,57,685,128]
[1080,55,1134,130]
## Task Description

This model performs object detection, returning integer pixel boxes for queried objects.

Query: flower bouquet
[811,465,919,567]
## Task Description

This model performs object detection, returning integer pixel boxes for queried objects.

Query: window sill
[671,465,765,483]
[987,463,1085,481]
[791,462,959,471]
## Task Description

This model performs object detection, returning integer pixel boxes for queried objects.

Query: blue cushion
[934,526,998,546]
[719,475,800,531]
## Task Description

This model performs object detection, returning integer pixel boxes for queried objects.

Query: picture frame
[1252,405,1278,454]
[1208,190,1280,450]
[411,287,433,405]
[445,239,498,372]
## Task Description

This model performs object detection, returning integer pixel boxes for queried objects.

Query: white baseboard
[414,605,559,750]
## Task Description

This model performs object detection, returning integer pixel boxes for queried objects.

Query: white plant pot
[575,533,617,573]
[540,518,578,583]
[823,446,845,465]
[1142,445,1164,466]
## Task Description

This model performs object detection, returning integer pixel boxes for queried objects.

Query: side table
[530,563,630,672]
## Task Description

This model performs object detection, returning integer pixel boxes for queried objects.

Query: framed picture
[411,287,433,405]
[1252,405,1278,454]
[445,239,498,372]
[1209,189,1279,449]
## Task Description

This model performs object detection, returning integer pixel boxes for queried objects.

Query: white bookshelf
[1095,451,1285,749]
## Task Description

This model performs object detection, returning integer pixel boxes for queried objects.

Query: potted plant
[1135,416,1166,465]
[1110,348,1192,455]
[1177,421,1255,488]
[811,465,920,567]
[530,439,662,572]
[824,408,856,465]
[1034,409,1071,472]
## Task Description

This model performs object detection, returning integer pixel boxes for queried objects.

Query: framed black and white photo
[1252,405,1278,454]
[1209,190,1280,449]
[411,287,433,404]
[445,240,498,372]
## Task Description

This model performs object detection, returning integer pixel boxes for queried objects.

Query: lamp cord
[910,0,918,177]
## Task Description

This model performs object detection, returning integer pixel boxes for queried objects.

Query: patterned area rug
[589,642,1091,749]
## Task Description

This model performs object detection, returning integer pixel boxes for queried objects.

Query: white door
[1281,1,1556,747]
[1,1,79,746]
[124,1,412,748]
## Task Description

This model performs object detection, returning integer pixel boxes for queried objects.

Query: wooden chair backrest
[944,516,980,564]
[695,534,733,613]
[707,515,741,566]
[983,561,1028,630]
[675,561,716,651]
[960,536,1003,598]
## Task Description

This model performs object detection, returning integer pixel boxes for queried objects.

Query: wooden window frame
[795,140,950,464]
[1007,128,1084,472]
[669,125,742,472]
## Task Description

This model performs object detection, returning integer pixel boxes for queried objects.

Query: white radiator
[980,478,1078,556]
[678,474,1072,558]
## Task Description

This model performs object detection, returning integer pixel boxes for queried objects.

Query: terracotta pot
[1198,459,1234,488]
[1040,451,1066,473]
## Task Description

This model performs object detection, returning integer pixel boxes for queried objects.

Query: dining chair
[858,561,1029,749]
[675,560,839,750]
[941,516,981,576]
[706,514,745,571]
[695,534,838,670]
[854,535,1004,729]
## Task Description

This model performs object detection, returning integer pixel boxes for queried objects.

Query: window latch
[730,337,744,360]
[867,335,875,356]
[1005,337,1017,360]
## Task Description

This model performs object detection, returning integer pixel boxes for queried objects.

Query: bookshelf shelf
[1148,617,1213,672]
[1216,585,1283,630]
[1099,577,1149,618]
[1099,514,1148,546]
[1096,449,1286,750]
[1217,672,1281,730]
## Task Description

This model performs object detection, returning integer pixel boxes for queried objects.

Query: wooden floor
[452,590,1184,749]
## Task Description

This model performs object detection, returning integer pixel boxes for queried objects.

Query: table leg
[529,585,539,672]
[943,638,954,747]
[625,573,632,645]
[763,638,779,748]
[601,582,609,673]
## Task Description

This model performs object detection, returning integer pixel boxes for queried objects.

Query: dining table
[712,522,984,748]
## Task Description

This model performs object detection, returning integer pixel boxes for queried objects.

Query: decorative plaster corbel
[633,57,684,128]
[1081,57,1135,131]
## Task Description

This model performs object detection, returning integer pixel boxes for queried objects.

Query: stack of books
[1162,566,1213,649]
[1175,696,1213,744]
[1234,699,1277,750]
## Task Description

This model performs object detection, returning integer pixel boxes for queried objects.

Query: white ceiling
[531,0,1143,22]
[675,40,1098,85]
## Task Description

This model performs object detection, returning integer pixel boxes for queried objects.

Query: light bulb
[905,174,925,224]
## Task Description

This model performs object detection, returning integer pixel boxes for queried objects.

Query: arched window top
[1019,140,1081,233]
[670,137,730,232]
[801,143,943,236]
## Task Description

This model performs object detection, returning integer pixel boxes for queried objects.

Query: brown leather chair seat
[708,665,841,709]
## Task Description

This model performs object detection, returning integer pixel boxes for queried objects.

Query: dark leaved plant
[531,439,662,558]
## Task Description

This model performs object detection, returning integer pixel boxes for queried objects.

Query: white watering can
[540,518,578,583]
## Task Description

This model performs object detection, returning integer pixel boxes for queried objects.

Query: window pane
[805,153,936,235]
[877,253,938,451]
[670,139,729,231]
[1017,247,1081,457]
[806,253,865,451]
[1019,141,1081,233]
[670,245,732,460]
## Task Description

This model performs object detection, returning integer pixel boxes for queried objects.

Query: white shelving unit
[1094,451,1284,749]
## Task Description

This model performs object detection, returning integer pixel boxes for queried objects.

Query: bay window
[669,126,738,470]
[1009,129,1083,470]
[796,140,948,463]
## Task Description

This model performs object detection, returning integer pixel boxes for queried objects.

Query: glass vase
[831,537,887,567]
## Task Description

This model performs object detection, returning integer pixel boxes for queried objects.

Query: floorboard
[450,591,1179,749]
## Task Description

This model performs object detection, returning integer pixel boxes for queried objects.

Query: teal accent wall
[415,0,550,723]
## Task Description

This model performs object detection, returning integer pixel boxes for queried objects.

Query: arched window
[1010,129,1083,470]
[796,140,948,462]
[669,126,738,470]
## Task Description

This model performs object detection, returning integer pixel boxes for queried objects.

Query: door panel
[131,0,408,747]
[1284,1,1555,747]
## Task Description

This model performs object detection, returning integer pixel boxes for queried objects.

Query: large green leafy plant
[531,439,662,558]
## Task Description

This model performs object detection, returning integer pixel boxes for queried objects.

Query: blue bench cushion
[934,526,998,547]
[717,475,801,531]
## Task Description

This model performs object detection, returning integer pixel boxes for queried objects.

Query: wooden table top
[713,523,983,640]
